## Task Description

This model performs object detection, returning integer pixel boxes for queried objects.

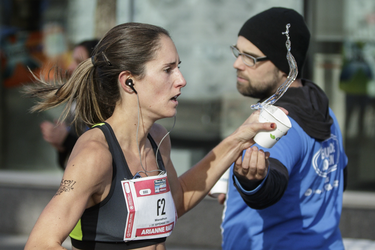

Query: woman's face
[136,35,187,120]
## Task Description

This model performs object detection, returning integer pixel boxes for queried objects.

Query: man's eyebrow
[243,50,262,58]
[235,45,261,57]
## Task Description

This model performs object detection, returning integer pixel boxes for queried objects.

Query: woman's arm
[25,131,112,250]
[157,111,277,217]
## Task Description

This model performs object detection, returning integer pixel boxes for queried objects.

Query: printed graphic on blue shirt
[304,134,341,196]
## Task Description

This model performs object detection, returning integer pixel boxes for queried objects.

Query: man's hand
[40,120,69,152]
[233,146,270,191]
[217,193,226,205]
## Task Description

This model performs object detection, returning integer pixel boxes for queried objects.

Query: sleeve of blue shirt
[232,118,302,209]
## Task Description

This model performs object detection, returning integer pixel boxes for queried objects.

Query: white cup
[210,168,230,198]
[253,105,292,148]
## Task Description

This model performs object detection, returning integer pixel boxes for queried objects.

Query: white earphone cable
[134,93,176,177]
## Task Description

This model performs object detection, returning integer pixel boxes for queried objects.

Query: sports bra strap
[95,122,133,178]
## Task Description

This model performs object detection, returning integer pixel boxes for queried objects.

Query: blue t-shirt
[221,109,347,250]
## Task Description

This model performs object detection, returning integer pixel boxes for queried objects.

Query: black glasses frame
[230,45,268,67]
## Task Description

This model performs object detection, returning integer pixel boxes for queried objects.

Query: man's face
[67,46,89,76]
[233,36,286,100]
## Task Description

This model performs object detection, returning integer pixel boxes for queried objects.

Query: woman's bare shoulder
[65,127,112,182]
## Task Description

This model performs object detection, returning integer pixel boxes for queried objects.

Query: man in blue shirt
[221,7,348,249]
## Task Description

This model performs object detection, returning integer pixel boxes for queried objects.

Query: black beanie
[239,7,310,78]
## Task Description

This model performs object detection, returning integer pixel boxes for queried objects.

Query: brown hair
[25,22,170,127]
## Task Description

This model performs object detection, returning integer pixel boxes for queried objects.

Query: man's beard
[236,69,279,101]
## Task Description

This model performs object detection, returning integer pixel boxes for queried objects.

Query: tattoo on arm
[55,179,76,196]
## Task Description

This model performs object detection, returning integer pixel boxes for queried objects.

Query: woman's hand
[231,110,274,150]
[232,107,288,151]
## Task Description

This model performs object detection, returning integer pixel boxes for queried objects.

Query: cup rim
[262,105,292,128]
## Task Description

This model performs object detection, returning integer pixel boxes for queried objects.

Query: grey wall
[130,0,303,100]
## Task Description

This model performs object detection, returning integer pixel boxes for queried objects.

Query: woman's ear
[118,71,135,93]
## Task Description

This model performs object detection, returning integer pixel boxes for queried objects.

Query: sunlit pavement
[344,238,375,250]
[1,234,375,250]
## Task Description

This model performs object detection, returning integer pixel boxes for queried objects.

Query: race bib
[121,173,177,241]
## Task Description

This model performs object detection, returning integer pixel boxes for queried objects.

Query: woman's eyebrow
[163,60,181,67]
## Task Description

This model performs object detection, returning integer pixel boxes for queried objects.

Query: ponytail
[25,58,105,127]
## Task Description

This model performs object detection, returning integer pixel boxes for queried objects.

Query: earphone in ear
[126,78,137,94]
[126,78,133,86]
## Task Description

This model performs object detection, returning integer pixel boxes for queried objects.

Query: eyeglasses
[230,45,269,67]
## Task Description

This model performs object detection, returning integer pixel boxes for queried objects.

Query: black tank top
[70,122,167,250]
